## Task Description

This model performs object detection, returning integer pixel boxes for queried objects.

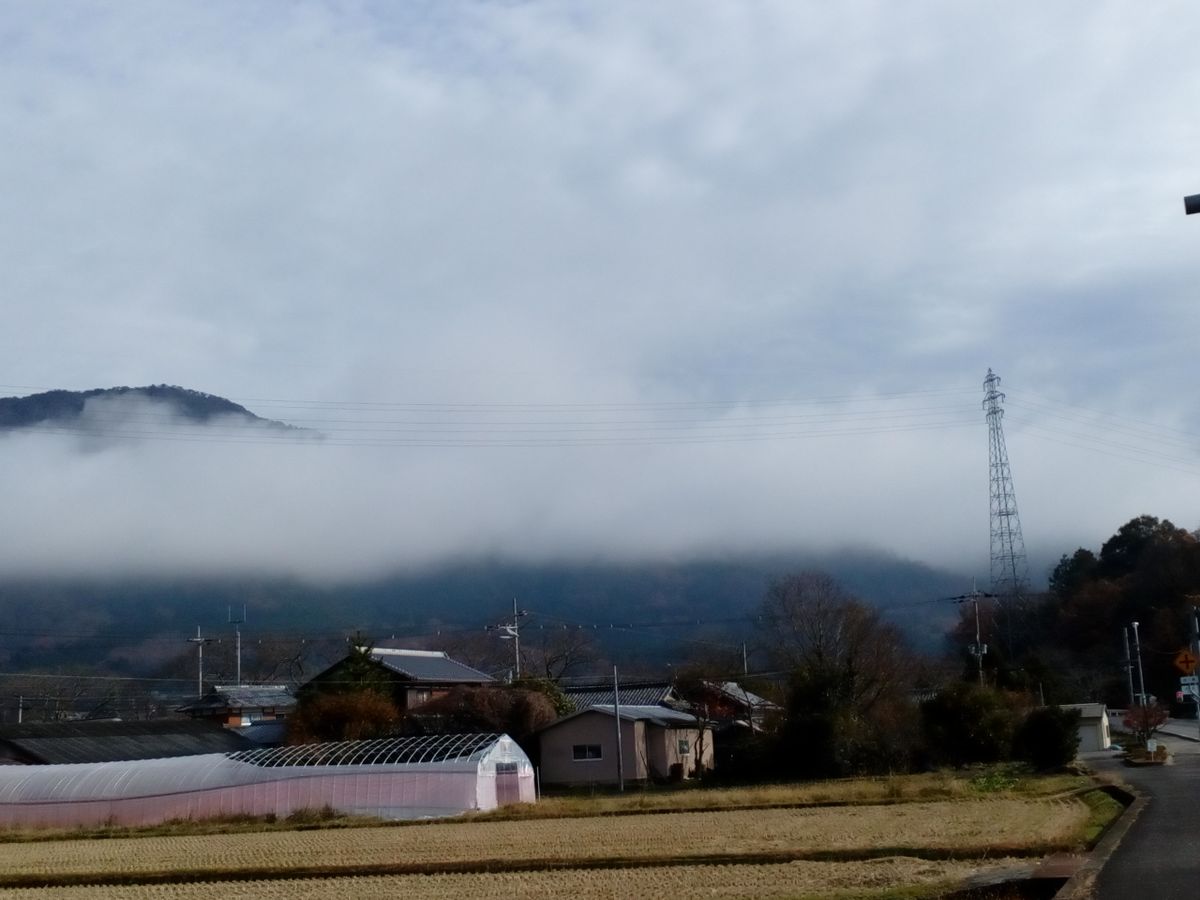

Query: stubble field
[0,776,1118,899]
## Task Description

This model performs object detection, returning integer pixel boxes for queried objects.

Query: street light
[1186,194,1200,215]
[1131,621,1147,706]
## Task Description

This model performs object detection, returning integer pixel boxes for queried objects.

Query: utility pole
[489,599,527,681]
[1122,627,1136,708]
[1192,605,1200,739]
[187,627,213,699]
[228,605,246,686]
[613,665,624,792]
[950,584,995,685]
[1131,621,1146,706]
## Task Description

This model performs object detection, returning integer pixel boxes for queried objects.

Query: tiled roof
[177,685,295,715]
[0,720,254,765]
[711,681,778,711]
[369,649,495,684]
[563,682,677,710]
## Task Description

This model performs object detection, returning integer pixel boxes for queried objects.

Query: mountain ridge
[0,385,290,429]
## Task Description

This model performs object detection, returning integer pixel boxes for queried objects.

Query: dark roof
[0,719,255,765]
[368,649,494,684]
[231,720,289,746]
[563,682,678,710]
[176,684,296,715]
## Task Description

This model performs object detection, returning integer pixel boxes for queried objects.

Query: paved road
[1091,730,1200,900]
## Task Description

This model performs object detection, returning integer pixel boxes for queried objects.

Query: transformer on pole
[983,369,1030,655]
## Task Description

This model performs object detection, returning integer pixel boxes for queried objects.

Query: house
[681,681,779,729]
[537,704,713,786]
[302,648,494,712]
[176,684,295,728]
[1061,702,1111,753]
[0,719,255,766]
[561,680,682,712]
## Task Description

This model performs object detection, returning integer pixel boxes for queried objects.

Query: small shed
[0,732,533,829]
[1060,703,1111,753]
[538,704,713,786]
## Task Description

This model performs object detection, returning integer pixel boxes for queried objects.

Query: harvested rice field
[0,858,1025,900]
[0,798,1089,885]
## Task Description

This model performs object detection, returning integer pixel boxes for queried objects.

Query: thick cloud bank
[3,3,1200,579]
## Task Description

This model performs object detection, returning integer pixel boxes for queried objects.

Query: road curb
[1054,787,1146,900]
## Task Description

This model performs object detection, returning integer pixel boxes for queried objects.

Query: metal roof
[229,733,500,768]
[0,720,254,765]
[542,704,700,731]
[368,649,495,684]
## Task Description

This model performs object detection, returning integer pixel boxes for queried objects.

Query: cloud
[2,2,1200,580]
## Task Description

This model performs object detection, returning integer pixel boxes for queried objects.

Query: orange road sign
[1174,649,1199,675]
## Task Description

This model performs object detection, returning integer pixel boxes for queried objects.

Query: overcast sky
[2,1,1200,583]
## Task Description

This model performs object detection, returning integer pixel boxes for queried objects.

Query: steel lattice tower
[983,369,1029,652]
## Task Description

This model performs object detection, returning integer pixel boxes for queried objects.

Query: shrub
[287,689,400,744]
[920,683,1024,766]
[1013,706,1081,770]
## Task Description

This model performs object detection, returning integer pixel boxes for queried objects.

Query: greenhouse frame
[0,732,534,828]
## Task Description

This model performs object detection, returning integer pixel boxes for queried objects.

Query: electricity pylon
[983,369,1029,655]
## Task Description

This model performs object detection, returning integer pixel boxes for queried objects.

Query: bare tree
[759,571,911,712]
[758,571,917,775]
[525,625,600,682]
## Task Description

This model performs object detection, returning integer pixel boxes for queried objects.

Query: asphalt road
[1091,726,1200,900]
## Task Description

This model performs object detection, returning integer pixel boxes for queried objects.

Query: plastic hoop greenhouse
[0,732,534,828]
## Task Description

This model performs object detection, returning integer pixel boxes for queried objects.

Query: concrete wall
[539,712,646,785]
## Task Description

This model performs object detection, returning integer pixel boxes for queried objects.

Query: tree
[759,571,916,776]
[287,690,400,744]
[406,685,557,753]
[920,683,1024,766]
[525,626,600,682]
[1098,515,1192,579]
[760,572,911,713]
[297,633,394,701]
[1013,706,1081,770]
[1049,549,1098,600]
[1123,702,1169,746]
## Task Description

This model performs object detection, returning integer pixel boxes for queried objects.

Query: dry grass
[0,799,1090,884]
[505,769,1090,821]
[0,858,1024,900]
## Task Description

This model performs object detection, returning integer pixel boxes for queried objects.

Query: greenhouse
[0,732,534,828]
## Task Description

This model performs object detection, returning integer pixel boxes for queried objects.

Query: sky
[2,1,1200,583]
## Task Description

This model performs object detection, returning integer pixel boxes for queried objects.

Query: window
[678,738,691,755]
[572,744,602,760]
